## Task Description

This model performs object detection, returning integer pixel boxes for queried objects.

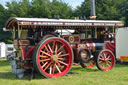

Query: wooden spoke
[56,61,62,69]
[106,56,110,60]
[107,61,112,64]
[58,58,65,61]
[99,57,104,61]
[52,41,55,51]
[57,45,64,53]
[106,63,110,67]
[55,43,58,55]
[107,58,112,61]
[40,55,48,58]
[100,62,105,67]
[102,63,105,68]
[48,44,53,53]
[44,45,50,53]
[58,50,65,55]
[41,51,51,56]
[59,53,69,57]
[58,60,68,66]
[40,58,51,62]
[42,62,48,68]
[52,63,56,74]
[106,56,111,61]
[99,61,103,64]
[55,64,61,73]
[100,54,104,58]
[44,62,52,71]
[103,53,107,59]
[49,65,52,74]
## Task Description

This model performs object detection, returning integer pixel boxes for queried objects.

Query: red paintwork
[104,37,116,54]
[98,50,115,71]
[83,40,95,52]
[21,47,35,60]
[80,60,95,68]
[37,38,73,78]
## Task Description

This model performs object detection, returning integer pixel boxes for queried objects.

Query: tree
[6,0,32,17]
[119,0,128,26]
[51,0,72,19]
[73,0,122,20]
[31,0,51,18]
[0,4,12,43]
[0,4,7,29]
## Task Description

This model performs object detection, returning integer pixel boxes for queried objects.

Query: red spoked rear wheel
[96,49,115,71]
[33,37,73,78]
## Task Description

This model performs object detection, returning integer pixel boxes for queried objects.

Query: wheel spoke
[52,41,55,51]
[48,44,53,53]
[44,45,50,53]
[107,60,112,64]
[107,58,112,61]
[40,58,51,62]
[106,63,110,67]
[58,58,65,61]
[55,43,58,55]
[58,50,65,55]
[41,51,51,56]
[44,62,52,71]
[100,62,105,68]
[42,62,48,68]
[58,60,68,66]
[99,61,103,64]
[56,61,62,69]
[100,55,104,60]
[49,65,52,74]
[55,64,61,73]
[59,53,69,57]
[106,56,110,60]
[52,63,56,74]
[102,64,105,68]
[103,53,107,59]
[57,45,64,53]
[99,57,104,61]
[40,55,48,58]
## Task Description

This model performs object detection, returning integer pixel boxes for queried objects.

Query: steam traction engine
[6,17,123,78]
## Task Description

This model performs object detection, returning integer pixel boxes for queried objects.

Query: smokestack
[90,0,96,19]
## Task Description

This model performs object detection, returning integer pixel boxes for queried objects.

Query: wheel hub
[52,55,58,61]
[102,59,106,63]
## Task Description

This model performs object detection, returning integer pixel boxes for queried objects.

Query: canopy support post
[95,27,97,38]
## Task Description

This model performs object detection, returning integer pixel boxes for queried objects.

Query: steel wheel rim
[98,50,115,71]
[37,38,73,78]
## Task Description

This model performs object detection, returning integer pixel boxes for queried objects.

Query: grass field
[0,59,128,85]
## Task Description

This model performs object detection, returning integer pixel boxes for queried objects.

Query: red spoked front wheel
[80,59,95,68]
[33,37,73,78]
[96,49,115,71]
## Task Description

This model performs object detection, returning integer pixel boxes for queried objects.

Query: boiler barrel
[94,43,104,51]
[86,40,104,52]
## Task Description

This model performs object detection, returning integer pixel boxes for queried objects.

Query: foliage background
[0,0,127,43]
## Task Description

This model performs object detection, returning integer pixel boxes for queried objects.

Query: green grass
[0,59,128,85]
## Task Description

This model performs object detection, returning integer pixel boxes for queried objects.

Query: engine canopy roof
[5,17,124,30]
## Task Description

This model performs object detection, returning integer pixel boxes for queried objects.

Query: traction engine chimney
[90,0,96,19]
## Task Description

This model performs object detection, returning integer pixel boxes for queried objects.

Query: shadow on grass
[0,59,10,67]
[0,72,18,80]
[71,66,99,72]
[115,63,128,68]
[0,71,47,80]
